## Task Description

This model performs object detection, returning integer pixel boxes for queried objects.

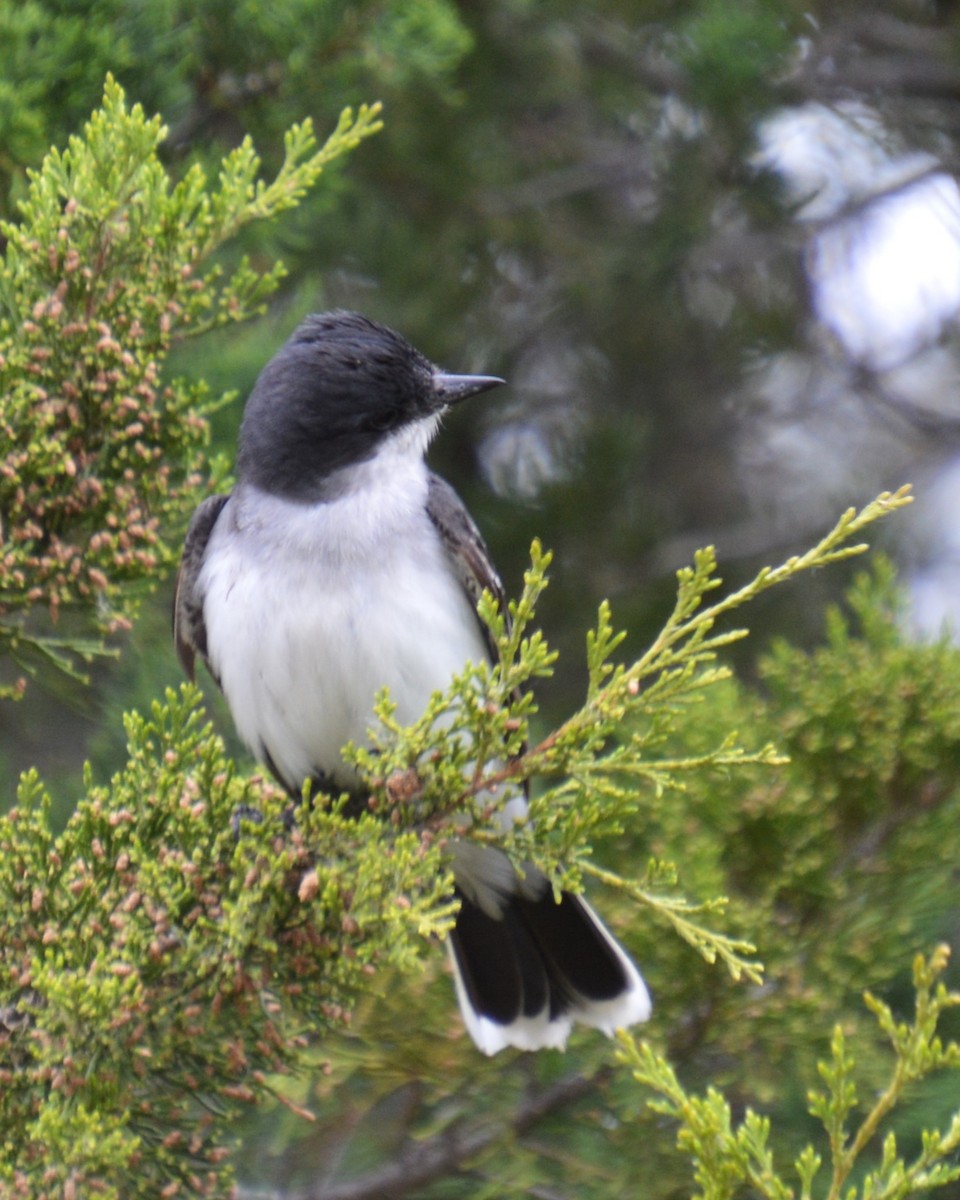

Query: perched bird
[174,310,651,1054]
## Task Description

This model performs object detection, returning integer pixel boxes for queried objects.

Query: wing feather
[425,473,505,663]
[172,493,230,681]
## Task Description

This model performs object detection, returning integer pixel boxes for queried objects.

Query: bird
[173,309,651,1054]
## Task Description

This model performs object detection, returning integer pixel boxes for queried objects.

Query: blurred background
[4,1,960,1194]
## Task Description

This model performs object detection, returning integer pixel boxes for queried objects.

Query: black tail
[448,885,651,1055]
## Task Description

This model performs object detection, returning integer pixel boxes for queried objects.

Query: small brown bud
[298,869,320,902]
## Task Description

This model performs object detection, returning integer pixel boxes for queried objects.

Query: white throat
[234,413,441,562]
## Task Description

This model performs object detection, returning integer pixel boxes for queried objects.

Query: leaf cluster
[623,946,960,1200]
[0,687,453,1197]
[0,78,381,695]
[663,556,960,1062]
[0,484,919,1196]
[347,491,913,991]
[0,0,471,216]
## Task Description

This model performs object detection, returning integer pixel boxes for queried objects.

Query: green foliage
[363,0,474,84]
[0,1,138,191]
[0,78,381,696]
[0,0,472,213]
[0,486,919,1196]
[349,489,912,989]
[605,547,960,1135]
[623,946,960,1200]
[746,559,960,999]
[0,686,454,1197]
[680,0,794,128]
[1,15,958,1192]
[761,558,960,837]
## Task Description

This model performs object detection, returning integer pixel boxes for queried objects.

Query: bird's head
[237,311,503,501]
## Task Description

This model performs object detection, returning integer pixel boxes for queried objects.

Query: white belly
[199,486,489,791]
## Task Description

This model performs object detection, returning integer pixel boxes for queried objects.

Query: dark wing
[173,493,230,681]
[425,473,505,662]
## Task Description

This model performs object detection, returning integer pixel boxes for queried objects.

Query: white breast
[199,455,489,792]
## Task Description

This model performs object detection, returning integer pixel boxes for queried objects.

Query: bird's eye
[366,410,397,433]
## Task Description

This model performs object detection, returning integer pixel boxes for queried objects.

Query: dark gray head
[236,311,503,501]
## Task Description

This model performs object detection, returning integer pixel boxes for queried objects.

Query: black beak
[432,372,505,407]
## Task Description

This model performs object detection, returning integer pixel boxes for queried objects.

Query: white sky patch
[808,173,960,370]
[757,103,960,370]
